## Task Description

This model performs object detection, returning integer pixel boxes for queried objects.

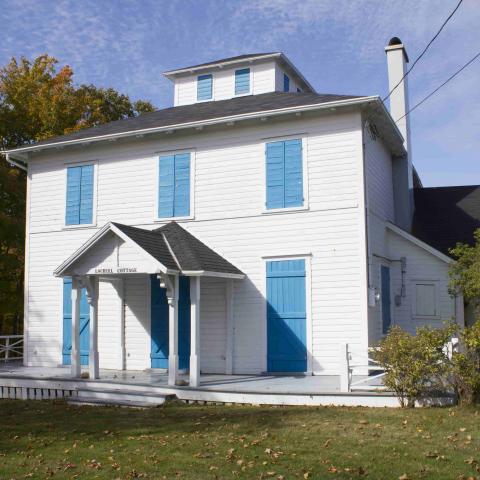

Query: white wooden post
[71,277,81,378]
[189,276,201,387]
[225,279,234,375]
[5,337,9,361]
[87,276,99,379]
[339,342,350,392]
[168,275,179,386]
[112,278,126,370]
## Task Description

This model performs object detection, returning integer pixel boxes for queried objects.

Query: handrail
[0,335,24,362]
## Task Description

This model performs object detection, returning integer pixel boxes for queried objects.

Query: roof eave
[163,53,282,78]
[3,95,405,160]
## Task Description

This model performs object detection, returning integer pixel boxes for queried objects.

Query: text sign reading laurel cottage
[94,267,138,274]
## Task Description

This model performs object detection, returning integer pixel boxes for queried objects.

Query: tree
[0,55,155,334]
[449,228,480,322]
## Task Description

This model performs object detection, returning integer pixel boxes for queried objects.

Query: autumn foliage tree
[0,55,155,334]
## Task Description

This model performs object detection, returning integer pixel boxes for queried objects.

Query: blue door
[381,266,392,334]
[150,276,191,369]
[63,278,90,365]
[267,259,307,373]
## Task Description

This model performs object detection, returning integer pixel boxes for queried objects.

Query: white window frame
[234,67,252,97]
[196,73,214,102]
[411,279,441,319]
[261,134,310,215]
[261,253,313,374]
[62,160,98,230]
[154,149,195,222]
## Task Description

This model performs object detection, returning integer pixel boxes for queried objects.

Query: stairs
[68,386,176,408]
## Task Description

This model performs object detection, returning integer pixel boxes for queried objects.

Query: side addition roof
[412,185,480,256]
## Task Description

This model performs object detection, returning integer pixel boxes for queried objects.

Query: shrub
[450,321,480,405]
[373,325,455,407]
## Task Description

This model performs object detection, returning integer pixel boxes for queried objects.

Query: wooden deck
[0,363,409,407]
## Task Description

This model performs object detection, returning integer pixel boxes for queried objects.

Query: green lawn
[0,400,479,479]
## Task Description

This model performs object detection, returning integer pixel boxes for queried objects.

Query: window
[158,153,191,218]
[65,164,94,225]
[235,68,250,95]
[265,139,303,210]
[414,282,437,317]
[283,74,290,92]
[197,74,212,101]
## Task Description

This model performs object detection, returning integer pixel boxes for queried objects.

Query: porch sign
[62,278,90,365]
[267,259,307,373]
[150,275,191,369]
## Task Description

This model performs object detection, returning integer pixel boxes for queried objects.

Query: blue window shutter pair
[159,153,191,218]
[197,74,212,100]
[266,139,303,209]
[235,68,250,95]
[283,74,290,92]
[65,164,94,225]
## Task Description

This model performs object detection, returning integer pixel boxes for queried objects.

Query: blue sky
[1,0,479,186]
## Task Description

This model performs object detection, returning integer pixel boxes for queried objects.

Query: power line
[383,0,464,103]
[396,51,480,122]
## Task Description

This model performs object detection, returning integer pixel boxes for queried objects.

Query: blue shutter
[266,141,285,209]
[62,278,90,366]
[159,153,191,218]
[197,74,212,100]
[235,68,250,95]
[159,155,175,217]
[65,167,81,225]
[79,164,94,224]
[283,74,290,92]
[66,165,94,225]
[266,139,303,209]
[284,139,303,207]
[174,153,190,217]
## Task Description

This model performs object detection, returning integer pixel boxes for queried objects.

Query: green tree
[449,228,480,321]
[0,55,155,334]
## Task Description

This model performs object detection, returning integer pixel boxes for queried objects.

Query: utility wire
[395,51,480,122]
[383,0,464,103]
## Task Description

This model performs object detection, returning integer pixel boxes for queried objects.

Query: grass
[0,401,479,479]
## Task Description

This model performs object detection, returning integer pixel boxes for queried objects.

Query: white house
[4,39,467,392]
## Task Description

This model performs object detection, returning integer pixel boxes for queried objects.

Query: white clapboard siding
[25,111,368,375]
[386,230,454,334]
[173,60,278,106]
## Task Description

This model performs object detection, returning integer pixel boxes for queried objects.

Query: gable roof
[55,221,244,278]
[412,185,480,256]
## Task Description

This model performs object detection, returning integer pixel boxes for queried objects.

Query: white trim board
[386,222,453,264]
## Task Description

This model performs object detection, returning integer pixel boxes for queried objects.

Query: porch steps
[72,387,176,407]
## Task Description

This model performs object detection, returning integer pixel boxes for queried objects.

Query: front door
[62,278,90,365]
[150,275,191,369]
[381,265,392,334]
[267,259,307,373]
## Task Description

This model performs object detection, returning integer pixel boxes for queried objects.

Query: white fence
[0,335,24,362]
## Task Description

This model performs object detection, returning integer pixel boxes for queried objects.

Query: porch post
[225,279,234,375]
[87,276,99,379]
[70,277,81,378]
[189,276,201,387]
[168,275,179,386]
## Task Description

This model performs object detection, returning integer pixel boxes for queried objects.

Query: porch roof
[54,221,245,279]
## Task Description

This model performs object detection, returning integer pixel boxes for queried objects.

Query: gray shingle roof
[31,92,362,149]
[113,221,243,276]
[412,185,480,256]
[164,53,278,73]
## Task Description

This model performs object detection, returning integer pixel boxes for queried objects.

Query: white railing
[339,343,386,392]
[0,335,24,362]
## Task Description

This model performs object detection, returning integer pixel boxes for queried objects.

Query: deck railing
[339,338,459,393]
[0,335,24,362]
